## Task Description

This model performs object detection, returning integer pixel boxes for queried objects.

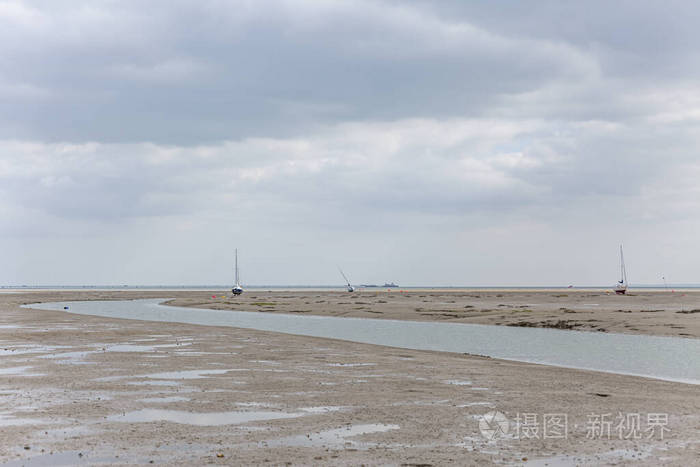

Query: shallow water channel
[27,299,700,384]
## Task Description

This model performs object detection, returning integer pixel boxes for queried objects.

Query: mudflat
[0,290,698,466]
[170,289,700,338]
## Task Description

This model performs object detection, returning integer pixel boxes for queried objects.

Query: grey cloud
[3,114,696,231]
[4,1,700,285]
[1,0,598,144]
[417,1,700,77]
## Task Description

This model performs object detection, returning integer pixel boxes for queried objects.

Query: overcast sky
[2,0,700,286]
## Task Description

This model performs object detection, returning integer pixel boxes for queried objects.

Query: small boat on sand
[614,245,628,295]
[338,267,355,292]
[232,249,243,295]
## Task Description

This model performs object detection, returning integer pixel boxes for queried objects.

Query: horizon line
[3,284,700,289]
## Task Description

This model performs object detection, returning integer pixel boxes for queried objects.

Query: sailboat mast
[620,245,626,284]
[338,267,350,287]
[235,249,239,286]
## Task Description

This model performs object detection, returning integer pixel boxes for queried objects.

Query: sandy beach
[1,290,698,465]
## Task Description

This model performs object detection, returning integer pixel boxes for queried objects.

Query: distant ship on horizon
[360,282,399,288]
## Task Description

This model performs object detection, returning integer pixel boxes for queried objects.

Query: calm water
[26,299,700,384]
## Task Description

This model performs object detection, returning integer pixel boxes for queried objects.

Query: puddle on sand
[79,342,192,354]
[299,406,347,414]
[0,450,131,467]
[106,409,306,426]
[104,344,158,353]
[0,345,71,357]
[457,402,494,408]
[37,425,100,442]
[96,368,241,384]
[127,380,182,387]
[138,396,190,403]
[173,351,234,356]
[444,380,472,386]
[0,366,44,377]
[141,369,236,380]
[327,363,376,367]
[0,389,115,412]
[0,414,54,427]
[261,423,400,449]
[39,351,97,365]
[154,342,193,349]
[236,402,280,408]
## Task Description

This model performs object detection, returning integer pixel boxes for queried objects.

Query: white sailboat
[232,249,243,295]
[614,244,628,295]
[338,267,355,292]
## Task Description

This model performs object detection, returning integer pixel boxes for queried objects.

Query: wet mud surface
[1,291,698,465]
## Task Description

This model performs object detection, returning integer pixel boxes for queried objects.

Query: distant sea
[3,284,700,290]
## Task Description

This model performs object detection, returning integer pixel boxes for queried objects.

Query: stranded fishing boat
[614,244,628,295]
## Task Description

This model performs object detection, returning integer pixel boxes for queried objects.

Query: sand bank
[170,289,700,338]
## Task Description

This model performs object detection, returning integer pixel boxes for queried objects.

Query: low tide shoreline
[1,291,698,465]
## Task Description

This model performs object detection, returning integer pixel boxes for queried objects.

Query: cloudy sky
[2,0,700,286]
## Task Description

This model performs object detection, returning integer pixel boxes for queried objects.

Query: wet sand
[1,291,699,466]
[170,289,700,338]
